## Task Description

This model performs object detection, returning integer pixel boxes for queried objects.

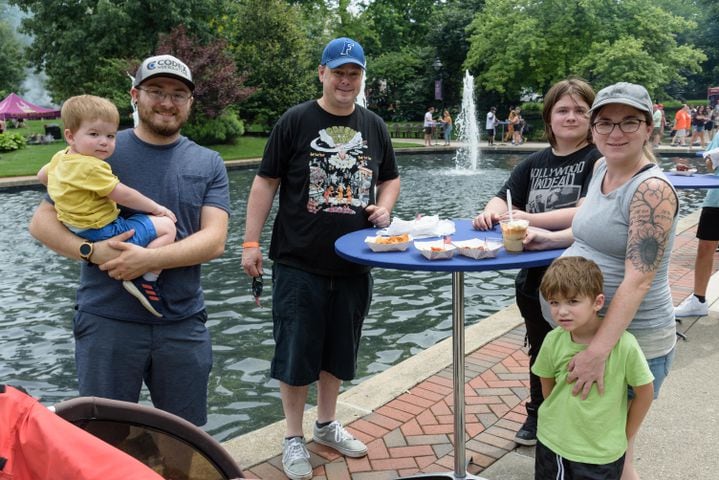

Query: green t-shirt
[532,328,654,464]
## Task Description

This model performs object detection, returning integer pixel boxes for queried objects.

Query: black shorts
[486,128,495,136]
[697,207,719,241]
[424,126,432,134]
[535,440,625,480]
[270,263,372,386]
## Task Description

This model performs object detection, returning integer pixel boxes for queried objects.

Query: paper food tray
[365,235,412,252]
[452,239,503,259]
[669,168,697,176]
[414,240,457,260]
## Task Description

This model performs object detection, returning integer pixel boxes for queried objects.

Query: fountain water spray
[453,70,480,170]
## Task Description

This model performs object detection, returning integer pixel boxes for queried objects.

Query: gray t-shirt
[75,129,230,323]
[547,159,677,359]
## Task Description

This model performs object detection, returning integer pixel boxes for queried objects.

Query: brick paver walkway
[246,219,714,480]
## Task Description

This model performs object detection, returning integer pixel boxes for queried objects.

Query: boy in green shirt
[533,256,654,479]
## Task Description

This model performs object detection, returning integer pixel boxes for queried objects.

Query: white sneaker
[282,437,312,480]
[674,295,709,317]
[313,421,367,458]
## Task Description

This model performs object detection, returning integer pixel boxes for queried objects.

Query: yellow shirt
[44,149,120,229]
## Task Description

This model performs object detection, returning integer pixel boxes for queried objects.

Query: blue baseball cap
[321,37,366,70]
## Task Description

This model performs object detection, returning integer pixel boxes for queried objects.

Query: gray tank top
[563,159,677,359]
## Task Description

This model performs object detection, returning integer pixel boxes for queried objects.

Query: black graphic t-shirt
[260,100,399,275]
[495,144,602,296]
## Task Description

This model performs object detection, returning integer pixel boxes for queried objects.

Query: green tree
[155,25,254,144]
[9,0,225,102]
[424,0,486,112]
[219,0,316,127]
[359,0,436,53]
[366,47,432,121]
[465,0,706,102]
[0,20,25,98]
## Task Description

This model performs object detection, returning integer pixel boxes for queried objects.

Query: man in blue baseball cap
[242,37,400,479]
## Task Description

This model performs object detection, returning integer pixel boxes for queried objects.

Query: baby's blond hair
[61,95,119,133]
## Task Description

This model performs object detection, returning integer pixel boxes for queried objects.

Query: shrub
[183,110,245,145]
[0,132,27,152]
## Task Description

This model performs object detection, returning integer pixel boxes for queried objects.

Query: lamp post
[433,58,443,145]
[433,57,443,103]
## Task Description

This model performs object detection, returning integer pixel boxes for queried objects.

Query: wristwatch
[79,241,94,263]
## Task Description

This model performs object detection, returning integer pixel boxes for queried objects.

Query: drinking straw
[507,190,513,223]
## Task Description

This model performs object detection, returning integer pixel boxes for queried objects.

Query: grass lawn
[0,119,423,178]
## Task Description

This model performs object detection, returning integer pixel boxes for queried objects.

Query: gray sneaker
[282,437,312,480]
[313,420,367,458]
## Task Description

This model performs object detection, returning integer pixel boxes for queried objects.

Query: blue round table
[336,219,563,479]
[665,172,719,189]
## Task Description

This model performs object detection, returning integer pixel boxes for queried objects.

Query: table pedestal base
[396,272,489,480]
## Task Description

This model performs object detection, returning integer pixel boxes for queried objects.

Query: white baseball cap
[134,54,194,91]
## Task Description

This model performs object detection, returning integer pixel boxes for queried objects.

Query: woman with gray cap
[526,82,678,479]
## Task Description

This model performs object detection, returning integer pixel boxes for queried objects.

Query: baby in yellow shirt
[37,95,176,317]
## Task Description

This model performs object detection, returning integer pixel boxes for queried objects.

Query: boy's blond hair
[540,256,603,301]
[61,95,119,133]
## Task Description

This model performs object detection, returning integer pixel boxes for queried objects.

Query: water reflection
[0,153,704,441]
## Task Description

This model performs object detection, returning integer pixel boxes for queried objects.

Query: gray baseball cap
[134,54,194,91]
[588,82,652,115]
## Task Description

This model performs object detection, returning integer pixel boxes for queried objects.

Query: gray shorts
[270,263,372,386]
[73,309,212,425]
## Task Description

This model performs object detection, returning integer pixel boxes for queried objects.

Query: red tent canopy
[0,92,60,120]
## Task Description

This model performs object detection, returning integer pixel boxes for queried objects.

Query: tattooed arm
[567,177,677,399]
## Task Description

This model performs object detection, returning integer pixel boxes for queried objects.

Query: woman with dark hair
[473,77,601,446]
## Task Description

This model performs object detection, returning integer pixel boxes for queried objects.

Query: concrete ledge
[222,304,524,469]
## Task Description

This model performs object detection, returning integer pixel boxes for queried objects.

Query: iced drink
[500,219,529,252]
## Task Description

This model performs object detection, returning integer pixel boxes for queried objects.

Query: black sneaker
[514,414,537,446]
[123,278,163,317]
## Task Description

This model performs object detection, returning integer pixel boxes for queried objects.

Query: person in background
[486,106,497,145]
[473,77,601,447]
[671,104,691,146]
[513,108,525,145]
[505,107,517,143]
[0,118,5,134]
[533,256,654,480]
[689,105,707,149]
[527,82,678,479]
[652,104,663,147]
[441,109,453,145]
[36,95,177,317]
[423,105,435,146]
[29,54,230,427]
[241,37,400,480]
[674,133,719,317]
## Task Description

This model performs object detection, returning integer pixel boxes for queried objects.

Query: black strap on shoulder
[632,163,655,177]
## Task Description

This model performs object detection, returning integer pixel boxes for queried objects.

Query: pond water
[0,152,704,441]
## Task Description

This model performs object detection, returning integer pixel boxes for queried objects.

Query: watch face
[80,243,92,257]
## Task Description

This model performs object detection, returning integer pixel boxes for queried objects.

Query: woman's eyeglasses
[592,119,645,135]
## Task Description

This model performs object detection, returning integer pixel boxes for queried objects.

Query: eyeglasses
[137,87,192,105]
[592,119,646,135]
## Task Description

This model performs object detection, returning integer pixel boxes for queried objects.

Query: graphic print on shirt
[526,161,587,212]
[307,125,372,215]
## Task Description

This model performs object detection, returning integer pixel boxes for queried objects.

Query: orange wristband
[242,241,260,248]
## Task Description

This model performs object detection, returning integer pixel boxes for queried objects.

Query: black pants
[515,267,553,415]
